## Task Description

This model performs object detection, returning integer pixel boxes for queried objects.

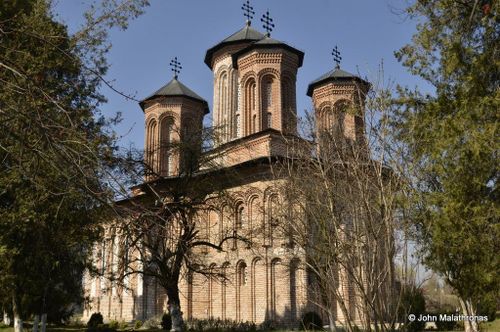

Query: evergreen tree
[0,0,148,330]
[393,2,499,331]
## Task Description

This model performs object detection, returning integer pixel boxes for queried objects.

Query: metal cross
[332,46,342,68]
[261,10,275,36]
[241,0,255,25]
[169,57,182,78]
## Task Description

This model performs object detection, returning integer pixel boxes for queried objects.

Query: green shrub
[435,314,458,331]
[398,286,426,332]
[477,293,497,322]
[143,316,160,329]
[0,323,10,329]
[301,312,323,330]
[87,313,104,328]
[108,320,119,330]
[87,324,117,332]
[161,313,172,331]
[118,321,129,330]
[133,320,143,330]
[184,318,256,332]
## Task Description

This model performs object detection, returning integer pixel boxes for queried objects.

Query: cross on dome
[241,0,255,26]
[169,57,182,79]
[332,45,342,68]
[261,10,275,36]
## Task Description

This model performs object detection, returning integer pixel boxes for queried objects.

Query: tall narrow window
[234,81,241,139]
[236,203,245,228]
[263,79,272,108]
[267,112,272,128]
[262,76,273,129]
[160,117,174,176]
[219,73,228,142]
[282,78,295,133]
[252,115,257,133]
[236,114,241,138]
[146,119,157,174]
[245,79,257,135]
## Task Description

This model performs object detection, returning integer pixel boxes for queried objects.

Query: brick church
[83,4,372,328]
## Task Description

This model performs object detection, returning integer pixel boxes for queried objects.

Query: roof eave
[306,76,371,97]
[231,43,305,69]
[204,39,257,69]
[138,95,210,114]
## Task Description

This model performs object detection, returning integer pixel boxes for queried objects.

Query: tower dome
[204,23,266,69]
[307,62,370,144]
[140,74,208,179]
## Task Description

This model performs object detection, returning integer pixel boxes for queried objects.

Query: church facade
[82,10,372,328]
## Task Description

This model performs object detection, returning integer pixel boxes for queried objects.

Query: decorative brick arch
[257,67,280,81]
[235,259,248,321]
[240,71,258,86]
[251,257,266,322]
[289,258,302,321]
[145,117,158,175]
[246,193,262,242]
[221,262,231,320]
[258,69,280,130]
[270,258,283,320]
[241,73,258,135]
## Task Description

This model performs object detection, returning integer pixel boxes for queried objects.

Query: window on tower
[236,114,241,137]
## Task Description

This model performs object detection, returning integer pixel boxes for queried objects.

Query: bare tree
[271,79,413,332]
[101,124,251,332]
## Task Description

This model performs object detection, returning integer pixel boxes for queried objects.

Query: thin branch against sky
[53,0,433,149]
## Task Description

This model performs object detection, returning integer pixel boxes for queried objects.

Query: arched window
[208,209,218,243]
[160,117,174,176]
[321,107,333,132]
[333,100,350,139]
[221,262,230,320]
[268,195,279,226]
[261,76,274,129]
[236,261,247,322]
[236,114,241,138]
[281,78,295,133]
[263,78,272,109]
[235,203,245,229]
[221,205,231,249]
[270,258,281,319]
[245,78,257,134]
[146,119,157,173]
[218,72,229,142]
[267,195,279,245]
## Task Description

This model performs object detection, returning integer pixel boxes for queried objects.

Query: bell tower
[307,47,370,145]
[231,10,304,138]
[139,58,209,179]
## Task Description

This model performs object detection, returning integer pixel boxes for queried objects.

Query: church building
[83,3,371,328]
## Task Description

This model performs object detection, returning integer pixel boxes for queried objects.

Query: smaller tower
[307,48,370,146]
[139,59,209,179]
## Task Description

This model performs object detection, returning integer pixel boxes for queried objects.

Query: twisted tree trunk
[12,295,22,332]
[459,298,479,332]
[166,284,183,332]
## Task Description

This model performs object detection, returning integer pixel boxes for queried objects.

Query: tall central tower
[205,16,303,149]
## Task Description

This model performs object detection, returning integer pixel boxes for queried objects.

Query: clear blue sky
[54,0,431,150]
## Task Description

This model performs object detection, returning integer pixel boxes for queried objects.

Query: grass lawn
[0,317,498,332]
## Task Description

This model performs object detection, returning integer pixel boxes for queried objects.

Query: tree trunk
[327,311,337,331]
[33,315,40,332]
[2,309,11,326]
[459,298,479,332]
[40,314,47,332]
[166,284,183,332]
[12,295,22,332]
